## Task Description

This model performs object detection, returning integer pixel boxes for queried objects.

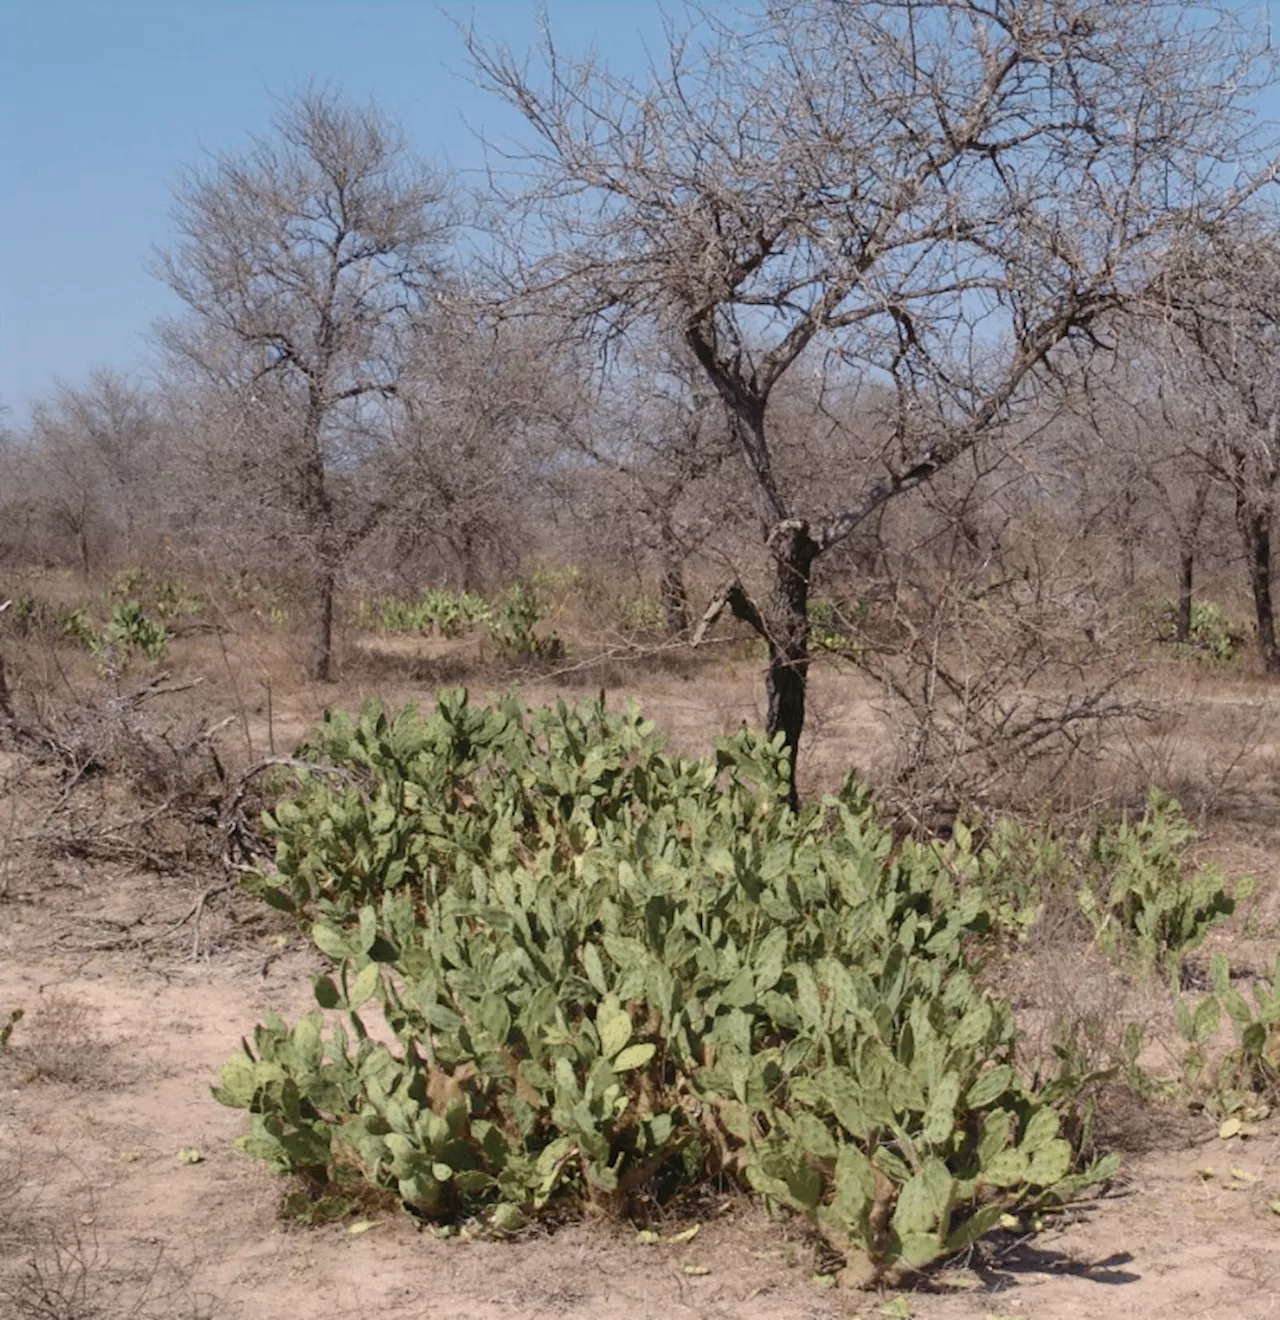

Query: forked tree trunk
[763,521,821,811]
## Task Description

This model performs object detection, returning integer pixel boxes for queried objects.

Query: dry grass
[5,992,111,1088]
[3,1209,217,1320]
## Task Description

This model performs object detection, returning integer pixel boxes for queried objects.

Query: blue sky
[0,1,671,418]
[4,3,1279,421]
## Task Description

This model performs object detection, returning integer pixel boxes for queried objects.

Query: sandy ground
[1,839,1277,1319]
[2,638,1280,1319]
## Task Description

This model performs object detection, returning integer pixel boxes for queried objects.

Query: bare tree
[1158,224,1280,671]
[154,89,454,680]
[19,370,160,575]
[1071,332,1233,646]
[471,0,1277,804]
[372,305,577,593]
[563,341,741,635]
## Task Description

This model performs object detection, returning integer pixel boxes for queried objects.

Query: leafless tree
[1157,222,1280,671]
[370,305,578,592]
[1068,331,1235,646]
[0,408,23,568]
[17,370,162,575]
[470,0,1277,804]
[154,89,455,680]
[560,341,742,635]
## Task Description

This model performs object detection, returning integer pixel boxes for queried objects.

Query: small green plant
[1076,792,1252,977]
[59,569,183,670]
[107,599,169,662]
[357,588,491,638]
[226,573,291,624]
[1150,599,1244,665]
[219,692,1116,1278]
[941,817,1056,942]
[109,566,147,600]
[808,598,868,657]
[151,577,205,621]
[942,796,1250,974]
[486,584,562,662]
[527,563,583,593]
[616,592,667,633]
[61,608,103,654]
[62,601,169,670]
[1176,952,1280,1116]
[0,1008,22,1050]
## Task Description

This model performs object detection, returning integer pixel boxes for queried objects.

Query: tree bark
[0,649,13,722]
[1175,543,1195,644]
[308,562,336,682]
[1237,493,1280,673]
[658,529,690,636]
[462,533,479,594]
[659,561,690,636]
[301,379,336,683]
[763,521,820,811]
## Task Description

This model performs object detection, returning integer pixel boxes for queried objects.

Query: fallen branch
[692,580,768,646]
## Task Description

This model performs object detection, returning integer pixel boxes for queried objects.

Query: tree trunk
[1174,476,1211,646]
[458,526,480,594]
[307,563,335,682]
[1175,543,1195,644]
[0,649,13,721]
[659,559,690,636]
[763,521,820,811]
[300,380,336,683]
[657,524,690,637]
[1237,494,1280,673]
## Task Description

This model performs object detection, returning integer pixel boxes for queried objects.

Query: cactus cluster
[219,691,1116,1275]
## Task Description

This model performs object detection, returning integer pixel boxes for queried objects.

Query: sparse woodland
[7,4,1280,1316]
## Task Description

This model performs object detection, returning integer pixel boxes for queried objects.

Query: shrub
[486,584,562,662]
[58,568,195,670]
[1076,792,1251,977]
[940,817,1058,943]
[808,598,868,657]
[616,592,667,633]
[1150,599,1245,665]
[1176,952,1280,1117]
[358,589,491,638]
[62,600,168,670]
[219,693,1115,1276]
[0,592,55,639]
[943,795,1249,975]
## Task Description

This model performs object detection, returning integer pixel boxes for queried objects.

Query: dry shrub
[0,1134,27,1253]
[834,531,1154,827]
[3,1209,216,1320]
[340,639,480,688]
[1003,944,1198,1156]
[1111,674,1276,823]
[6,993,110,1089]
[2,667,234,875]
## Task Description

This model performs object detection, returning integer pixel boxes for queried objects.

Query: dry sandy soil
[2,630,1280,1319]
